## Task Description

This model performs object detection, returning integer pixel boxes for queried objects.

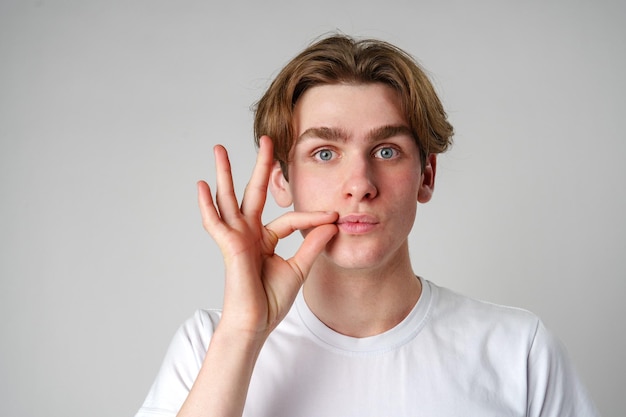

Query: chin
[321,231,410,270]
[322,240,389,270]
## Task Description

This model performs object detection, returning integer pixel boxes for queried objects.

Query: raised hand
[197,136,338,340]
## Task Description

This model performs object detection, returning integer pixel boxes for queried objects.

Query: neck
[303,246,421,338]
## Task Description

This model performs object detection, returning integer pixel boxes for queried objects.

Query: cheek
[385,171,420,200]
[291,176,337,212]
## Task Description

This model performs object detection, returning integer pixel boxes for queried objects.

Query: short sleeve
[134,310,221,417]
[526,320,600,417]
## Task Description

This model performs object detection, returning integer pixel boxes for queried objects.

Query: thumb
[288,224,338,282]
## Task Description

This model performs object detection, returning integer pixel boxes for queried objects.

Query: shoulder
[422,280,546,363]
[428,280,541,332]
[170,309,222,355]
[424,281,599,416]
[152,309,223,387]
[183,309,222,334]
[135,309,223,416]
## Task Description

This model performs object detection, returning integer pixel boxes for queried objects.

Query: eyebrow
[297,125,414,143]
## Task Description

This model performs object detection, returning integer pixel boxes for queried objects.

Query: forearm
[176,326,266,417]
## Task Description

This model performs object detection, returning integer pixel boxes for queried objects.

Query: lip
[336,214,379,234]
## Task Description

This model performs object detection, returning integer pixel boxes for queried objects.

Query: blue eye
[316,149,334,161]
[375,147,397,159]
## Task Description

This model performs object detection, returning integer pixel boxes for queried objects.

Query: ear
[269,161,293,207]
[417,154,437,203]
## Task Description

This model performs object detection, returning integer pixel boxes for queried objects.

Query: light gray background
[1,0,624,416]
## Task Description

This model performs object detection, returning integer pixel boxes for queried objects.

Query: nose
[341,157,378,201]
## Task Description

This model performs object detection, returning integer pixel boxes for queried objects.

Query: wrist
[212,318,269,354]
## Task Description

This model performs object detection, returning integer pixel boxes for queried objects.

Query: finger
[197,180,227,236]
[288,223,338,282]
[261,210,338,255]
[264,211,339,240]
[213,145,241,223]
[240,136,274,218]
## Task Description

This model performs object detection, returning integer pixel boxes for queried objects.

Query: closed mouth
[336,214,379,225]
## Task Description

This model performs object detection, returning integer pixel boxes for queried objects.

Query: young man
[136,35,598,417]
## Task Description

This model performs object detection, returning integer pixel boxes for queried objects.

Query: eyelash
[313,148,337,161]
[373,146,399,159]
[312,146,400,162]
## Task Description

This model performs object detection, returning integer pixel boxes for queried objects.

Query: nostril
[342,171,378,200]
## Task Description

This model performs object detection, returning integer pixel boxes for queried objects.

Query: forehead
[292,83,408,137]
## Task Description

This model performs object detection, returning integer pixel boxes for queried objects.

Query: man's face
[271,83,435,271]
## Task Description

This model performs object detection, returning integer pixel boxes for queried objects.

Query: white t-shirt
[135,279,599,417]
